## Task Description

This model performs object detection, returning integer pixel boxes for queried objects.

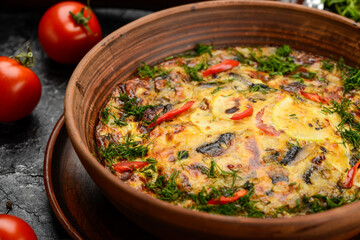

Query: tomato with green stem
[38,1,102,64]
[0,214,38,240]
[0,46,41,122]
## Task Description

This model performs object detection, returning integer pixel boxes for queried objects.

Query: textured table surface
[0,8,151,239]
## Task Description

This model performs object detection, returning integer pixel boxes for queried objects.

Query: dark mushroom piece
[196,133,234,157]
[280,146,300,165]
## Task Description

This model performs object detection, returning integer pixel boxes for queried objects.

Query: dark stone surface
[0,8,151,239]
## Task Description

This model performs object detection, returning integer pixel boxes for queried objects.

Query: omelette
[94,45,360,217]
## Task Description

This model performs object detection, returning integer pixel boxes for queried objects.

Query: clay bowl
[64,1,360,239]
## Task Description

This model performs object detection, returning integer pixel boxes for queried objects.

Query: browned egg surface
[95,45,360,217]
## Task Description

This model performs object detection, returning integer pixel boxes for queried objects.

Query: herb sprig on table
[323,0,360,21]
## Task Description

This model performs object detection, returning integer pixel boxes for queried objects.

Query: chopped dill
[99,134,149,165]
[249,83,274,94]
[321,60,334,72]
[141,158,158,178]
[194,182,265,217]
[289,113,298,119]
[195,43,213,56]
[113,118,127,126]
[101,107,111,124]
[343,69,360,93]
[137,62,169,78]
[177,150,189,160]
[250,50,298,76]
[275,193,358,215]
[118,93,154,121]
[147,171,184,202]
[323,98,360,150]
[211,85,223,95]
[276,45,292,57]
[183,63,205,82]
[340,128,360,149]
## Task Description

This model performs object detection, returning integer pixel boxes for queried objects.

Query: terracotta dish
[64,1,360,239]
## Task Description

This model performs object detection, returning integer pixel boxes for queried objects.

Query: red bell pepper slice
[149,101,195,128]
[230,106,253,120]
[300,90,330,104]
[344,161,360,188]
[207,189,248,205]
[113,161,149,173]
[202,59,239,77]
[255,107,280,137]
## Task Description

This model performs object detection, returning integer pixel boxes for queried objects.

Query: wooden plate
[43,115,158,239]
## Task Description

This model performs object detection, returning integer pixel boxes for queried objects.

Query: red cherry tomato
[0,56,41,122]
[38,1,102,64]
[0,214,38,240]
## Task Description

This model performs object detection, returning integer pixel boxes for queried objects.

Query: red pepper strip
[344,161,360,188]
[230,106,253,120]
[113,161,149,173]
[255,107,280,137]
[202,59,239,77]
[207,189,248,205]
[300,90,330,104]
[149,101,195,128]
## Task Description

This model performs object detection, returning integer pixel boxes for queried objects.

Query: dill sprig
[101,106,127,126]
[183,63,205,82]
[249,83,275,94]
[250,49,299,76]
[101,107,111,124]
[99,134,149,165]
[194,182,265,217]
[177,150,189,160]
[195,44,213,56]
[321,60,334,72]
[147,171,184,202]
[137,62,169,78]
[118,93,154,121]
[276,192,359,215]
[323,98,360,149]
[344,69,360,93]
[276,45,292,57]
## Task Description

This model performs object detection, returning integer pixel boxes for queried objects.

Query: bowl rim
[64,0,360,228]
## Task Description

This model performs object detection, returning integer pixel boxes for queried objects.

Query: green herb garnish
[289,113,298,119]
[101,107,111,124]
[250,50,299,76]
[323,0,360,21]
[321,60,334,72]
[137,62,169,78]
[249,83,273,94]
[276,45,292,57]
[343,69,360,93]
[118,93,153,121]
[323,98,360,149]
[184,63,205,82]
[177,150,189,160]
[99,134,149,165]
[195,44,213,56]
[148,171,184,202]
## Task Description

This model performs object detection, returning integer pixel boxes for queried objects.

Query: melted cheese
[95,46,360,218]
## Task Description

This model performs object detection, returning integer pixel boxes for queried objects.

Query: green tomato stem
[69,6,95,36]
[13,44,34,68]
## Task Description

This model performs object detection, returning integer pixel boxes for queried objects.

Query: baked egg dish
[94,45,360,217]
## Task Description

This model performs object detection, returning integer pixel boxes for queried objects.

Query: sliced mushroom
[196,133,234,157]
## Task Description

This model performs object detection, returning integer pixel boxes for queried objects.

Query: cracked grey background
[0,8,150,239]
